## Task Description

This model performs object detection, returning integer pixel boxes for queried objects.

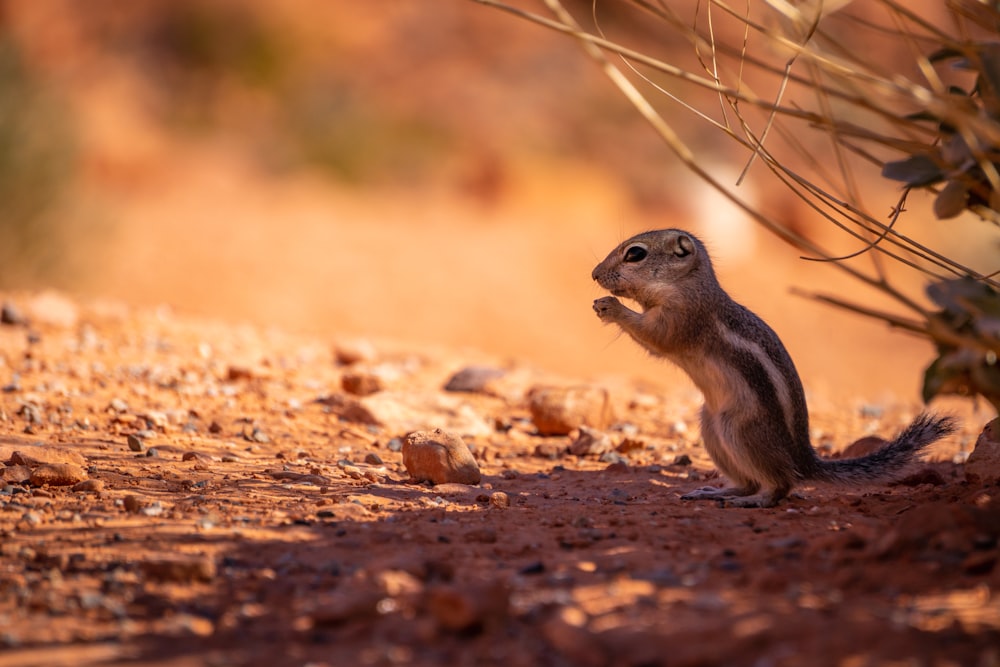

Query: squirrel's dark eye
[623,245,647,263]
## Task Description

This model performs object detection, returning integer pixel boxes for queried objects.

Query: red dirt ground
[2,3,1000,665]
[0,291,998,667]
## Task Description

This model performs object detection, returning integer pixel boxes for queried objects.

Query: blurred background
[0,0,989,401]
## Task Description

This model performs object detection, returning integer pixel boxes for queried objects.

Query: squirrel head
[592,229,718,310]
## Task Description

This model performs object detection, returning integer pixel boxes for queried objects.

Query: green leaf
[881,154,944,186]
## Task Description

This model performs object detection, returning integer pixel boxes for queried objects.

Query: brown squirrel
[592,228,956,507]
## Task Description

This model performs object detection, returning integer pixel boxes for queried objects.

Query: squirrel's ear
[673,234,695,258]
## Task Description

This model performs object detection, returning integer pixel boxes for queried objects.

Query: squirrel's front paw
[593,296,623,322]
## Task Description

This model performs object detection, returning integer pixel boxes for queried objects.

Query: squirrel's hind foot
[681,485,756,500]
[682,484,788,508]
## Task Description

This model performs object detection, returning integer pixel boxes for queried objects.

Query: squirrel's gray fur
[592,228,956,508]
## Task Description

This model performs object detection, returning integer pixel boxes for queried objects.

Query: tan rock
[336,391,492,437]
[967,418,1000,485]
[341,371,384,396]
[29,463,88,487]
[123,494,144,513]
[528,386,613,436]
[0,465,31,484]
[402,429,481,485]
[443,366,505,394]
[6,445,87,467]
[72,479,105,493]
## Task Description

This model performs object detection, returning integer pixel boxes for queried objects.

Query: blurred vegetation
[0,36,76,285]
[477,0,1000,411]
[284,87,455,184]
[150,3,287,89]
[2,3,476,285]
[136,4,457,185]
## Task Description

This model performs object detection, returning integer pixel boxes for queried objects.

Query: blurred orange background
[1,0,995,402]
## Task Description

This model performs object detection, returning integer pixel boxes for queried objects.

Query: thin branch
[791,288,928,334]
[800,189,908,264]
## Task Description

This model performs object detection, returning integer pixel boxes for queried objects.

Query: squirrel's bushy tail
[812,413,957,484]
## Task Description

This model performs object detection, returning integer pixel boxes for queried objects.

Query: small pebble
[519,561,545,575]
[489,491,510,509]
[607,488,630,502]
[402,429,481,485]
[334,339,377,366]
[528,385,613,436]
[534,443,565,459]
[72,479,104,494]
[616,437,645,454]
[605,461,629,473]
[226,365,254,381]
[127,434,144,452]
[570,427,613,457]
[1,302,26,326]
[123,495,143,513]
[859,404,884,419]
[249,428,270,444]
[140,502,164,517]
[443,366,506,393]
[341,371,384,396]
[141,411,169,429]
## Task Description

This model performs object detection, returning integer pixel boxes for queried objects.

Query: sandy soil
[2,3,1000,665]
[1,291,998,667]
